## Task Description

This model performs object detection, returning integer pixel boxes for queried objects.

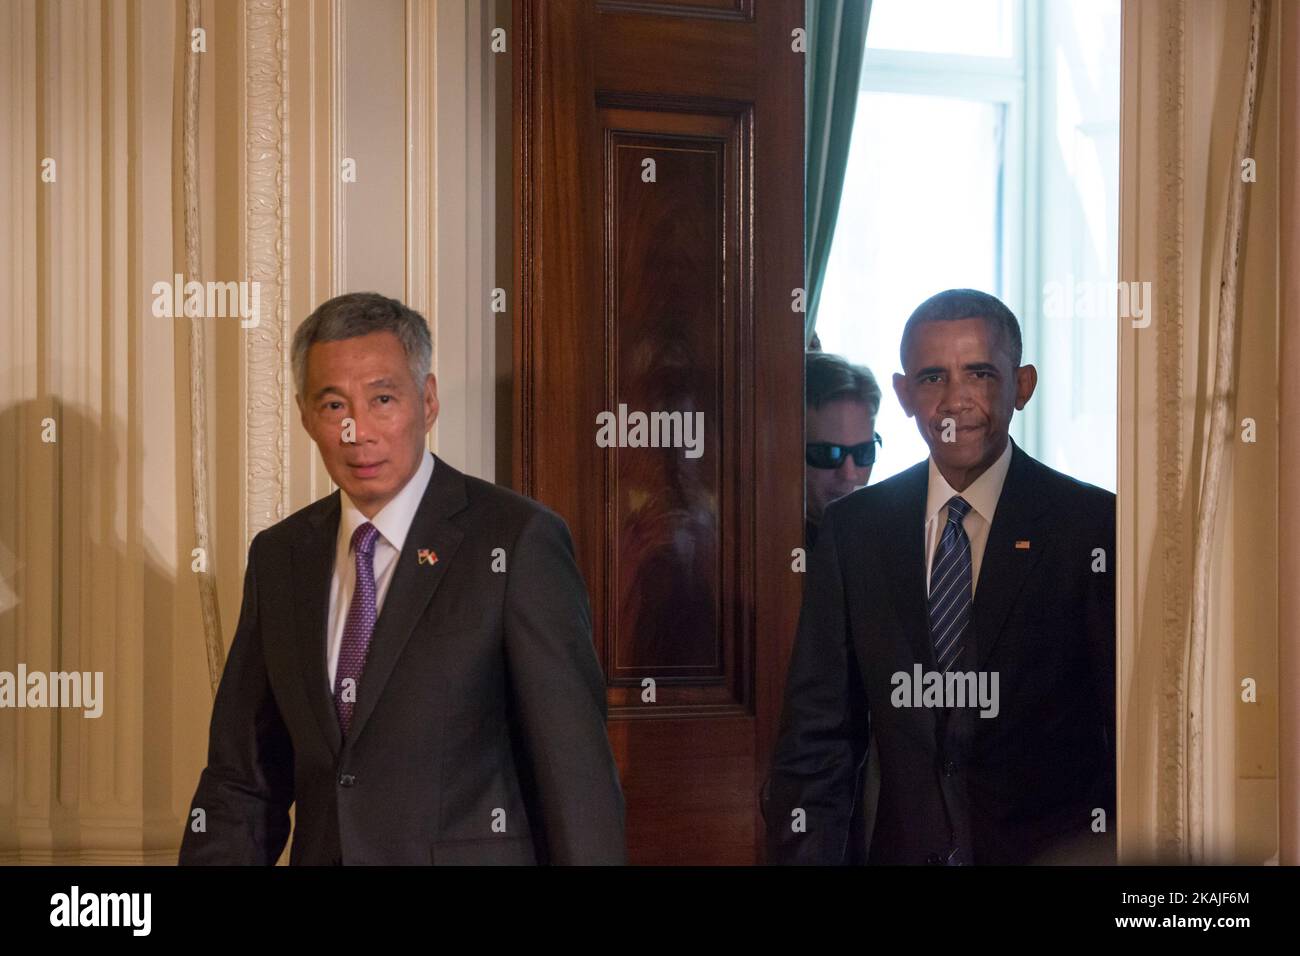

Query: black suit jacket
[765,441,1115,865]
[180,454,625,865]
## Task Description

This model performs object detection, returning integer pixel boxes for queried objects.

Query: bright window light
[814,0,1119,492]
[866,0,1014,58]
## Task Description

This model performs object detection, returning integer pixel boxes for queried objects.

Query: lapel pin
[1015,540,1031,550]
[417,548,439,566]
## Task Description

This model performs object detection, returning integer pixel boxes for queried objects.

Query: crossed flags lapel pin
[417,548,439,566]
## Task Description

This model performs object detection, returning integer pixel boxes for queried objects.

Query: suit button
[338,774,356,787]
[943,760,956,777]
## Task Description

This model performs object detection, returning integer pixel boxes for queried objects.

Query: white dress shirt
[326,451,436,690]
[923,440,1013,597]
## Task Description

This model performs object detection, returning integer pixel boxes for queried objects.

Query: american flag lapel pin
[417,548,439,566]
[1015,540,1031,550]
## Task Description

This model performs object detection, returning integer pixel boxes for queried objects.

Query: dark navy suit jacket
[766,441,1115,865]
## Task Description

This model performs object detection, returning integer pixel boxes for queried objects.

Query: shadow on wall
[0,397,192,863]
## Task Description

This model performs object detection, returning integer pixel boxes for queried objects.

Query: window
[816,0,1120,491]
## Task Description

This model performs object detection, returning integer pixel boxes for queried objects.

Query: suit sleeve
[178,533,295,865]
[1085,490,1118,821]
[503,507,626,864]
[762,501,870,864]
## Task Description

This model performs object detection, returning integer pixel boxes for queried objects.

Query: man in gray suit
[180,292,625,865]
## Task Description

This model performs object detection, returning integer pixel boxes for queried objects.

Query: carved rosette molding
[1155,0,1187,862]
[244,0,291,545]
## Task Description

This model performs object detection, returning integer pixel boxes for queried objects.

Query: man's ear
[295,393,310,434]
[423,374,440,430]
[892,372,914,418]
[1013,364,1038,411]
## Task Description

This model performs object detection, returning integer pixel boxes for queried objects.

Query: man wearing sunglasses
[767,289,1115,866]
[804,351,883,550]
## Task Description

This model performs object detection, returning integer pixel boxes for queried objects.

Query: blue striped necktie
[929,496,973,673]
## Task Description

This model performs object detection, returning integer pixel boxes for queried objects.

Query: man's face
[892,316,1035,490]
[297,331,438,519]
[805,398,876,524]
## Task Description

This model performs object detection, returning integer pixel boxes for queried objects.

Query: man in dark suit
[180,292,625,865]
[765,289,1115,865]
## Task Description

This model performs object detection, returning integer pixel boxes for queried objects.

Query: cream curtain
[0,0,334,863]
[1118,0,1282,865]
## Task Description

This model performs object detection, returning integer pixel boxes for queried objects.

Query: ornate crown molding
[244,0,290,543]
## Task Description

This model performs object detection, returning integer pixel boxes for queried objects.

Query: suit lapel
[875,462,934,671]
[293,492,344,759]
[343,455,468,748]
[971,442,1050,671]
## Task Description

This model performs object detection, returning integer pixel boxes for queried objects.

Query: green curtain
[805,0,871,345]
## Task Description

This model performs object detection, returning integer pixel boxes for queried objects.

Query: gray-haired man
[180,292,625,865]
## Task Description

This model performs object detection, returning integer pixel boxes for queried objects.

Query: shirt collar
[926,438,1014,527]
[338,451,436,554]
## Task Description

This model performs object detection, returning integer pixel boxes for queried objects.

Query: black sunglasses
[805,434,883,470]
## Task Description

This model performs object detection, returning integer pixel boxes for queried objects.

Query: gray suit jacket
[180,453,625,865]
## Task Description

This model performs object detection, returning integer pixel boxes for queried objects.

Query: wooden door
[514,0,804,864]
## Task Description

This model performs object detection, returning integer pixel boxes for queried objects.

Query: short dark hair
[805,351,882,416]
[899,288,1023,368]
[292,292,432,399]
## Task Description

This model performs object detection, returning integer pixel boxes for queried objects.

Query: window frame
[849,0,1044,451]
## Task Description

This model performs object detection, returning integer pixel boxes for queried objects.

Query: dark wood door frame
[514,0,804,863]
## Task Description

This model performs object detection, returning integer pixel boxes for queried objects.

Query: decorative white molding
[1123,0,1277,864]
[421,0,500,480]
[1185,0,1268,864]
[406,0,436,445]
[244,0,291,546]
[185,0,225,693]
[332,0,346,301]
[1154,0,1187,863]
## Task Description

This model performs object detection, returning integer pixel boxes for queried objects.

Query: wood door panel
[517,0,803,864]
[606,716,756,864]
[602,104,752,716]
[596,21,759,98]
[598,0,754,23]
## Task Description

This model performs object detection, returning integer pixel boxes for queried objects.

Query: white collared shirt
[326,451,436,690]
[923,440,1013,597]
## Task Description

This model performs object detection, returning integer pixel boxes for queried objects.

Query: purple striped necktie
[335,521,380,736]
